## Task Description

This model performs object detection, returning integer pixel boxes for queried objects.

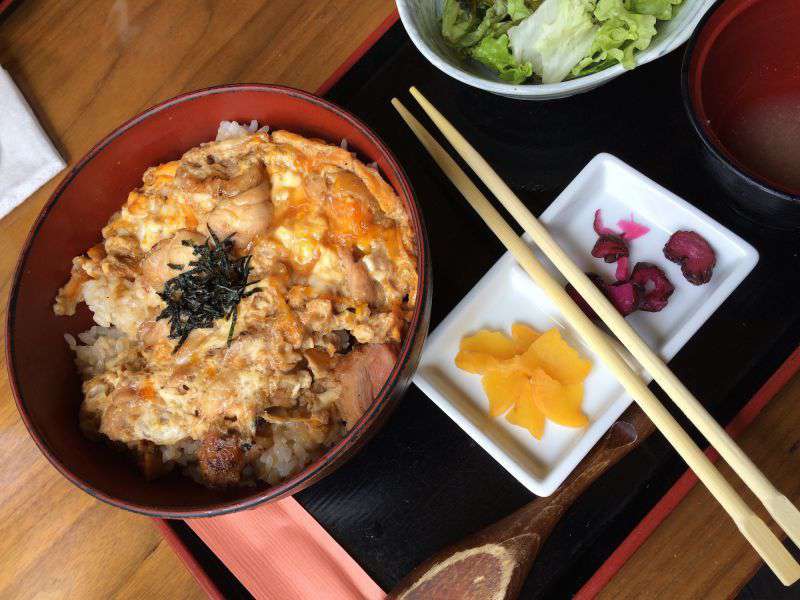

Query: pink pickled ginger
[617,213,650,240]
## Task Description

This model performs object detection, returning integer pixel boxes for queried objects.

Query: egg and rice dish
[54,121,418,487]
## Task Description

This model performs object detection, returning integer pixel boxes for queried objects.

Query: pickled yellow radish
[522,328,591,384]
[505,388,545,439]
[482,367,530,417]
[454,349,499,374]
[530,369,589,428]
[459,329,518,359]
[511,323,539,354]
[455,323,592,439]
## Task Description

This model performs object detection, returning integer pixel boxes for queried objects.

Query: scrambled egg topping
[55,128,417,486]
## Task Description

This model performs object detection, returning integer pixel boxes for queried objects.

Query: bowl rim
[680,0,800,204]
[396,0,714,97]
[6,83,431,518]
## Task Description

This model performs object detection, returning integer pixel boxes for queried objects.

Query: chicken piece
[202,181,273,249]
[197,432,245,487]
[104,234,142,261]
[334,343,397,429]
[304,348,335,380]
[141,229,205,290]
[223,163,265,196]
[325,170,388,239]
[330,170,375,205]
[176,158,264,198]
[338,247,379,306]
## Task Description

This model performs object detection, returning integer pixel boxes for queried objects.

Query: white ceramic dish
[413,153,758,496]
[396,0,716,100]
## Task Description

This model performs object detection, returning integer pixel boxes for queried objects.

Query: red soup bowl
[682,0,800,229]
[6,85,432,518]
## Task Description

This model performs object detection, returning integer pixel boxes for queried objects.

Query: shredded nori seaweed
[156,229,261,352]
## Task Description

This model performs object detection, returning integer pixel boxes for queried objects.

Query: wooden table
[0,2,797,598]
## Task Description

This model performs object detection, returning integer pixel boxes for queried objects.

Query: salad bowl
[397,0,716,100]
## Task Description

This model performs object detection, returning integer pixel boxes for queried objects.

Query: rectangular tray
[162,17,800,599]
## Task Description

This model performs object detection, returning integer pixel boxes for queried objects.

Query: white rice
[81,276,158,334]
[216,120,269,141]
[66,325,130,378]
[255,423,326,485]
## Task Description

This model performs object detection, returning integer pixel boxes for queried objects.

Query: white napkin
[0,67,65,219]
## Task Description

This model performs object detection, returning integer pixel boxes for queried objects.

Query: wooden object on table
[407,85,800,554]
[392,95,800,585]
[390,407,655,600]
[0,1,395,598]
[600,370,800,599]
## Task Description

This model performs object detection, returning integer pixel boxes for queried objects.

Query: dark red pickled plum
[604,281,641,316]
[593,209,616,236]
[566,273,640,318]
[630,262,674,312]
[663,231,716,285]
[615,255,630,281]
[591,234,629,263]
[565,273,606,321]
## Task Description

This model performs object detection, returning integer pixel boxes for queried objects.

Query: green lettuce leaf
[462,2,514,47]
[444,1,512,48]
[507,0,533,21]
[442,0,480,47]
[507,0,598,84]
[571,0,660,76]
[469,34,533,83]
[442,0,538,49]
[629,0,682,20]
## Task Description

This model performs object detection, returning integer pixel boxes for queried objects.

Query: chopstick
[391,96,800,585]
[406,85,800,553]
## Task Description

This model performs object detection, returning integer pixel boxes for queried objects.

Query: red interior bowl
[6,85,431,517]
[683,0,800,228]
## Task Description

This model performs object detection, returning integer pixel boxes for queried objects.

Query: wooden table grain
[598,370,800,599]
[0,2,798,599]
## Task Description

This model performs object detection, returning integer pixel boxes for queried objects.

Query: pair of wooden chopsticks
[392,87,800,585]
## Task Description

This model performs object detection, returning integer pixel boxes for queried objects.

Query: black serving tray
[168,20,800,600]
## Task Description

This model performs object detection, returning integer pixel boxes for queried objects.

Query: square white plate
[413,153,759,496]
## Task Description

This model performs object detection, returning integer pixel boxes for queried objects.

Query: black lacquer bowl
[682,0,800,229]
